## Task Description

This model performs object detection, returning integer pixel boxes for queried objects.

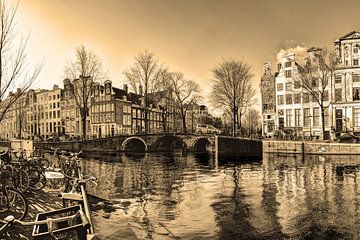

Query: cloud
[276,40,307,62]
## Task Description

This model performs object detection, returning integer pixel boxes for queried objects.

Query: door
[335,109,343,132]
[279,117,284,130]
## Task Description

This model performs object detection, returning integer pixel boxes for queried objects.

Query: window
[353,73,360,82]
[286,82,292,91]
[304,108,310,127]
[106,87,111,94]
[278,95,284,104]
[286,110,292,126]
[313,108,320,127]
[354,88,360,100]
[324,108,329,127]
[303,92,310,103]
[285,62,291,68]
[354,108,360,127]
[346,60,349,66]
[285,70,292,78]
[294,80,301,89]
[295,109,301,127]
[335,74,342,84]
[335,88,342,101]
[354,47,359,54]
[354,59,359,66]
[277,83,284,91]
[286,94,293,104]
[294,93,301,104]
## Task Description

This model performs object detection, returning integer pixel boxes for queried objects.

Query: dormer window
[285,62,291,68]
[105,87,111,94]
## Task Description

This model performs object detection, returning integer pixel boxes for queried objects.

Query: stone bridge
[35,133,217,153]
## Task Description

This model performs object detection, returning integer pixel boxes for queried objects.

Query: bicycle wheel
[28,170,46,191]
[37,158,50,170]
[11,169,30,193]
[0,188,28,221]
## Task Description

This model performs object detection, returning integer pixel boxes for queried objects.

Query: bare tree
[243,108,261,137]
[170,72,201,133]
[64,45,104,139]
[124,50,169,134]
[0,0,43,122]
[210,59,254,137]
[296,48,339,140]
[16,93,28,139]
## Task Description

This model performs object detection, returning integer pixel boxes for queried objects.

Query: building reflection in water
[80,152,360,239]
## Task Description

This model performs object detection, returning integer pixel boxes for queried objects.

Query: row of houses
[261,31,360,139]
[0,78,211,140]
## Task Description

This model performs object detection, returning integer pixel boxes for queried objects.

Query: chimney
[123,84,128,94]
[139,85,143,96]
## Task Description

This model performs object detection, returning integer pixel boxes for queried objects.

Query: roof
[112,87,127,99]
[335,31,360,42]
[307,46,322,52]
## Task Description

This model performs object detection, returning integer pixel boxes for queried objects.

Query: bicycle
[9,149,47,192]
[0,206,90,239]
[0,152,30,193]
[0,170,28,222]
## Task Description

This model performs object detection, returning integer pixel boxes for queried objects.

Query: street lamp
[309,113,312,140]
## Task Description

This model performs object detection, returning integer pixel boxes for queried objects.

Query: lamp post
[106,115,110,137]
[309,113,312,140]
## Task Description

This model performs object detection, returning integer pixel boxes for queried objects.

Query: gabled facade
[260,62,276,136]
[333,31,360,133]
[262,31,360,139]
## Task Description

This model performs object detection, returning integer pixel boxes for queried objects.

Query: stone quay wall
[263,140,360,155]
[215,136,263,159]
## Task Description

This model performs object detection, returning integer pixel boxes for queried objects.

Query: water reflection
[81,153,360,239]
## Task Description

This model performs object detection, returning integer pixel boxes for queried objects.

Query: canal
[78,153,360,239]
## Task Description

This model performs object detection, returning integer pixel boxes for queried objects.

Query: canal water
[79,153,360,239]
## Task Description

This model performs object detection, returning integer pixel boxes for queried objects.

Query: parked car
[336,131,360,143]
[195,124,222,134]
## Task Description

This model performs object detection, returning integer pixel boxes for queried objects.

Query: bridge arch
[191,137,214,152]
[152,135,185,152]
[121,136,148,152]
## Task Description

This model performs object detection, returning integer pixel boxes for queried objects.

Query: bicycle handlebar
[52,148,82,158]
[63,173,97,184]
[1,209,89,228]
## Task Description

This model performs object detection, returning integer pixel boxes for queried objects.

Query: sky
[12,0,360,113]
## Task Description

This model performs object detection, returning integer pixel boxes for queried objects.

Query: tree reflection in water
[77,152,360,239]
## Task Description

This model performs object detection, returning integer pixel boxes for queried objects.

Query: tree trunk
[82,116,87,140]
[320,106,325,141]
[162,113,167,132]
[232,109,236,137]
[19,118,22,139]
[182,115,187,134]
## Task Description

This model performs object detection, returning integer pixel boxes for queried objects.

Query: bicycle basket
[32,205,90,240]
